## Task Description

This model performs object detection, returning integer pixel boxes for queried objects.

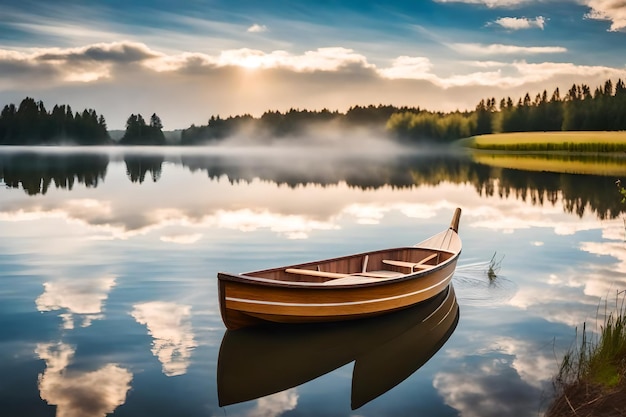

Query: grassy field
[459,131,626,152]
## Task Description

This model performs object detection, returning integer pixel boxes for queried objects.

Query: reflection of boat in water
[217,284,459,410]
[218,208,461,330]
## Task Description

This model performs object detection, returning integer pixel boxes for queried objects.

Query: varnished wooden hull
[217,284,459,409]
[218,208,462,330]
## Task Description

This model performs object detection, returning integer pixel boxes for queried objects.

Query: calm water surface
[1,145,625,416]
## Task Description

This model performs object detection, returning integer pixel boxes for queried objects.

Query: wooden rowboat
[218,207,462,330]
[217,284,459,409]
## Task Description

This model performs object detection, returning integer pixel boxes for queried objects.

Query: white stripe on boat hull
[226,271,453,308]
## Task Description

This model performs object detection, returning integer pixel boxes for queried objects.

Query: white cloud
[433,0,535,7]
[217,47,373,71]
[451,43,566,55]
[433,358,541,417]
[160,233,203,244]
[250,390,299,417]
[131,301,197,376]
[247,23,268,33]
[584,0,626,31]
[378,56,434,79]
[35,275,117,329]
[36,342,133,417]
[212,208,339,239]
[492,16,546,30]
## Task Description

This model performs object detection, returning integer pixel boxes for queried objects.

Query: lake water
[1,145,625,417]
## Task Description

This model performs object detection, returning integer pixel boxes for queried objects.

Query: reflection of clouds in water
[131,301,197,377]
[36,342,132,417]
[485,337,556,389]
[250,390,298,417]
[578,219,626,297]
[36,275,116,329]
[469,203,599,235]
[507,219,626,327]
[343,202,439,225]
[433,354,542,417]
[224,389,299,417]
[159,233,203,244]
[0,176,607,242]
[0,182,457,239]
[211,208,338,239]
[573,239,626,325]
[508,282,599,327]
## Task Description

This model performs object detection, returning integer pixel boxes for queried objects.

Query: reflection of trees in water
[1,150,624,220]
[0,152,108,195]
[180,153,479,190]
[180,152,626,220]
[123,154,164,183]
[474,168,623,220]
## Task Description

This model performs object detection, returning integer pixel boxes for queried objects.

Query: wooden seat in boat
[382,253,438,272]
[285,268,404,281]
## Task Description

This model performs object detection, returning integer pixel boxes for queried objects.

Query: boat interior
[244,247,455,285]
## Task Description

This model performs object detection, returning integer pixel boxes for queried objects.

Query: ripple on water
[452,260,518,308]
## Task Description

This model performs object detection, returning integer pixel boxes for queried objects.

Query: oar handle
[449,207,462,233]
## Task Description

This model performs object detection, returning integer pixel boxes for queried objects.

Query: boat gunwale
[217,244,461,290]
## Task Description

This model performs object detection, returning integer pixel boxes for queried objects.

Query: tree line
[1,78,624,146]
[0,97,167,146]
[0,97,111,145]
[387,78,626,144]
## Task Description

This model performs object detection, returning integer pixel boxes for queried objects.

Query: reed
[547,292,626,416]
[486,252,503,281]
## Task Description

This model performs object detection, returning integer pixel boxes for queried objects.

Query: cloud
[252,390,299,417]
[131,301,197,376]
[491,16,547,30]
[450,43,566,55]
[433,356,542,417]
[247,23,268,33]
[160,233,203,244]
[36,342,133,417]
[433,0,534,7]
[35,275,117,329]
[378,56,434,80]
[584,0,626,31]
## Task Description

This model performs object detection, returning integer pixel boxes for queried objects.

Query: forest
[180,78,626,145]
[0,97,110,145]
[387,78,626,144]
[0,98,166,146]
[0,78,624,146]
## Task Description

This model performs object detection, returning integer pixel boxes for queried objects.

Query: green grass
[548,293,626,416]
[559,297,626,387]
[459,131,626,152]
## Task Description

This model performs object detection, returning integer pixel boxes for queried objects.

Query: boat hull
[218,254,458,329]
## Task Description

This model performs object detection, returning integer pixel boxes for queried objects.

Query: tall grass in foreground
[548,292,626,416]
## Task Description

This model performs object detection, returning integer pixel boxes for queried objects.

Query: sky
[0,0,625,129]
